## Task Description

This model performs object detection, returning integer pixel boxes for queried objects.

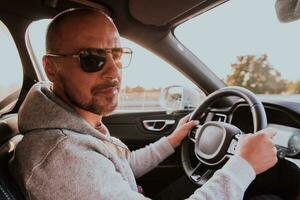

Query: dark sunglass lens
[80,54,105,72]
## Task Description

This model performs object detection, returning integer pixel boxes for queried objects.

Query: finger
[257,127,274,133]
[178,113,192,125]
[237,133,248,142]
[272,146,277,156]
[273,156,278,165]
[182,120,199,130]
[264,138,275,148]
[182,113,192,121]
[270,154,278,166]
[264,130,276,139]
[258,128,276,138]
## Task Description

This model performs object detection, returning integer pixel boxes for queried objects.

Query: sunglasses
[46,47,133,72]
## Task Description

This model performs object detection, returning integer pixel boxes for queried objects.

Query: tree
[123,86,131,93]
[225,55,287,94]
[287,81,300,94]
[131,86,145,93]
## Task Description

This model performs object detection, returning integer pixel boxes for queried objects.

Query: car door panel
[103,110,190,196]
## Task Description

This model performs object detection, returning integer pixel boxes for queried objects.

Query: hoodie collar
[18,82,109,141]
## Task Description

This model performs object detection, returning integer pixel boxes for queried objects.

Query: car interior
[0,0,299,199]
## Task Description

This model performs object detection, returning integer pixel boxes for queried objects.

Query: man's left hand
[167,114,199,148]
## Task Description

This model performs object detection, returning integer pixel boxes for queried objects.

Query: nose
[101,53,121,81]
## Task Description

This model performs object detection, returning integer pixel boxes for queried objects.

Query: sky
[0,22,23,100]
[1,0,300,93]
[176,0,300,81]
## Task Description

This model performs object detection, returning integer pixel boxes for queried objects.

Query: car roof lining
[1,0,227,41]
[13,0,228,28]
[128,0,207,26]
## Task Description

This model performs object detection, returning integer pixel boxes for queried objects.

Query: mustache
[91,80,120,93]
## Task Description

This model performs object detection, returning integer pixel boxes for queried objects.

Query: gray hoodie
[10,82,256,200]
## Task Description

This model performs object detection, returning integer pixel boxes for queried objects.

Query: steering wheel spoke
[226,135,241,156]
[189,162,215,185]
[206,111,229,123]
[188,125,202,143]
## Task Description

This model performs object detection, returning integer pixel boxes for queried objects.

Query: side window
[0,21,23,114]
[118,38,205,112]
[27,19,205,113]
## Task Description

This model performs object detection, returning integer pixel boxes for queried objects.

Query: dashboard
[226,101,300,167]
[268,123,300,156]
[205,99,300,198]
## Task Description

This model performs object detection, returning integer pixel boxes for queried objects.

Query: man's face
[48,13,122,116]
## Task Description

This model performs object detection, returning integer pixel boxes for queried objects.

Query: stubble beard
[61,80,119,116]
[65,90,118,116]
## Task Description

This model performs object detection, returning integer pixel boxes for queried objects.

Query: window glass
[175,0,300,102]
[27,19,205,112]
[117,38,204,112]
[0,21,23,113]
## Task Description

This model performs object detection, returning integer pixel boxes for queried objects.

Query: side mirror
[159,85,205,111]
[275,0,300,23]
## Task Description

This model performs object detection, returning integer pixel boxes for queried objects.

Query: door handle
[142,120,176,132]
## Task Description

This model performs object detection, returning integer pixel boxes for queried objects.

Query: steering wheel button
[234,133,242,140]
[228,140,238,154]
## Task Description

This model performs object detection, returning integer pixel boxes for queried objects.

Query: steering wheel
[181,86,268,186]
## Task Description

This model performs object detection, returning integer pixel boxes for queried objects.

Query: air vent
[212,113,227,122]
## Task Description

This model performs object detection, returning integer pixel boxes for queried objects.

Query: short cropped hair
[45,8,112,54]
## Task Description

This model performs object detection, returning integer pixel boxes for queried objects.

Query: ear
[43,55,57,82]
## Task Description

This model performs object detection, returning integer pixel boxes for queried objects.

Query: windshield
[175,0,300,102]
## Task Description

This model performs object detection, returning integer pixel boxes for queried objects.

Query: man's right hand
[236,129,278,175]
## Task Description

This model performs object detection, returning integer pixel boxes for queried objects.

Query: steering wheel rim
[181,86,267,186]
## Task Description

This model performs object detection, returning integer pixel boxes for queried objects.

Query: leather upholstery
[0,114,25,200]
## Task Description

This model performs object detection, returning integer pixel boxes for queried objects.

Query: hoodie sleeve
[127,135,256,199]
[187,156,256,200]
[127,137,175,178]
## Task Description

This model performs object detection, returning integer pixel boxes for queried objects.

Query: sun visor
[129,0,207,26]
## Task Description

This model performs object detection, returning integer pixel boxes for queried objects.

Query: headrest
[0,114,23,160]
[0,114,20,147]
[0,135,23,157]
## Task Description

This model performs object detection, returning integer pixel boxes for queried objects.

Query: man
[10,8,277,200]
